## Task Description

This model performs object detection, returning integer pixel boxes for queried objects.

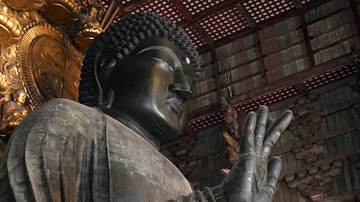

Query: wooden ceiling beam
[291,0,303,9]
[197,0,331,53]
[115,0,148,15]
[188,54,353,120]
[254,31,268,85]
[169,0,214,47]
[299,10,315,67]
[169,0,192,21]
[235,3,256,28]
[193,23,214,47]
[211,50,223,99]
[178,0,239,27]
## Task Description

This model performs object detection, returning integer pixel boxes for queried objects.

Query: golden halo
[0,9,21,46]
[17,22,83,107]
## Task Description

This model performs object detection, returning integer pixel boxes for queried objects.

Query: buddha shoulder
[14,98,104,133]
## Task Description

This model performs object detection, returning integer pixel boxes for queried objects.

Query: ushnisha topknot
[79,12,201,106]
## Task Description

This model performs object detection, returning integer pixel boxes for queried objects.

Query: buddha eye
[153,57,174,72]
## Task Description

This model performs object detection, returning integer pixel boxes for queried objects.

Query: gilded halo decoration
[0,5,22,46]
[74,25,102,52]
[17,22,83,107]
[4,0,45,11]
[39,0,81,24]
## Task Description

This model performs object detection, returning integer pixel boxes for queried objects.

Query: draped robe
[0,98,194,202]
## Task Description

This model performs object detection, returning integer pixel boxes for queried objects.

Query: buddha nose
[169,82,192,103]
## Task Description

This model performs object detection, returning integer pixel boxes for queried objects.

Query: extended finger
[240,111,256,154]
[254,106,268,155]
[262,110,293,159]
[265,118,274,134]
[255,156,282,202]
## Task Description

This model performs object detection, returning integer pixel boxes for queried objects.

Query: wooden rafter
[234,3,256,28]
[299,10,316,67]
[211,50,223,99]
[115,0,148,14]
[193,24,214,47]
[196,0,331,54]
[291,0,303,9]
[254,31,268,85]
[178,0,239,27]
[169,0,192,21]
[188,54,353,120]
[169,0,215,47]
[101,0,117,28]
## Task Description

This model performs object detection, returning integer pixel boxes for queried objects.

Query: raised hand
[211,106,293,202]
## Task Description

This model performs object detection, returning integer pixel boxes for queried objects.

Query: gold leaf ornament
[39,0,80,24]
[4,0,45,11]
[17,23,82,107]
[74,25,102,52]
[0,7,21,46]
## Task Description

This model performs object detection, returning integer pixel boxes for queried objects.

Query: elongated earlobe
[93,47,117,108]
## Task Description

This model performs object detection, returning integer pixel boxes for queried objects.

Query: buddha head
[13,89,27,105]
[86,5,98,20]
[79,13,200,144]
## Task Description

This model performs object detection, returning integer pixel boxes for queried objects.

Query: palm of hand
[213,106,293,202]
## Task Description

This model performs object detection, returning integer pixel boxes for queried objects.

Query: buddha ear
[93,47,117,108]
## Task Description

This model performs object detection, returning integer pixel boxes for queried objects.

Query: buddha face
[109,38,194,143]
[13,89,27,105]
[88,7,97,19]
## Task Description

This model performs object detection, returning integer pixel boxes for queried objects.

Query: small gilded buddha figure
[0,13,292,201]
[0,89,28,137]
[74,4,103,52]
[78,4,100,29]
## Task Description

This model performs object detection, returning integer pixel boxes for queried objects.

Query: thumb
[255,156,282,202]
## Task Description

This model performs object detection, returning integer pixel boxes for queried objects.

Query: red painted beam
[299,10,316,67]
[193,23,214,47]
[197,0,331,54]
[291,0,302,9]
[211,50,222,98]
[254,31,268,86]
[235,3,256,28]
[183,125,195,136]
[178,0,239,27]
[188,54,354,121]
[169,0,192,21]
[116,0,148,15]
[168,0,215,47]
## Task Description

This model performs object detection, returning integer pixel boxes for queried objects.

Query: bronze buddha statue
[0,13,292,201]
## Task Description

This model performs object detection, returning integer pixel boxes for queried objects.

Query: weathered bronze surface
[0,13,292,202]
[17,23,82,106]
